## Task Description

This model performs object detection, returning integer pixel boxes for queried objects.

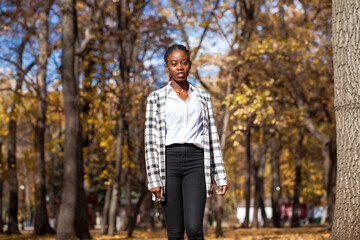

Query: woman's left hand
[216,185,228,196]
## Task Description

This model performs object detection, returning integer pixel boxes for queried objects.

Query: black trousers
[161,143,206,240]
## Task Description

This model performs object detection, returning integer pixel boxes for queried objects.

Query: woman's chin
[173,78,187,82]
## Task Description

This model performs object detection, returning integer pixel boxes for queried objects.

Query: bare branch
[0,88,12,92]
[0,57,36,76]
[75,28,96,56]
[191,0,220,60]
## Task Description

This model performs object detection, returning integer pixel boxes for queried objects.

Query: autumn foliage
[0,0,336,238]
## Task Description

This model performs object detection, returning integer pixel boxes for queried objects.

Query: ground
[0,226,331,239]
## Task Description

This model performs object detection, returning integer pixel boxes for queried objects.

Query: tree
[5,34,34,236]
[241,120,252,228]
[273,1,336,223]
[33,0,55,235]
[330,0,360,238]
[290,126,305,227]
[56,0,91,238]
[0,1,40,233]
[269,129,282,227]
[0,138,3,233]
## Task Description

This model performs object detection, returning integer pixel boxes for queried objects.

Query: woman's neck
[171,80,189,92]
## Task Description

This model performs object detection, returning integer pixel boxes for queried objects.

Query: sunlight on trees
[0,0,348,239]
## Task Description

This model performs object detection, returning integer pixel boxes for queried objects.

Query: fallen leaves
[0,227,330,240]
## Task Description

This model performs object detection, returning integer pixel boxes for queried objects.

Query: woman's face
[165,49,191,82]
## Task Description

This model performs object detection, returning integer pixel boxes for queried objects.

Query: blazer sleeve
[144,93,163,190]
[207,94,228,187]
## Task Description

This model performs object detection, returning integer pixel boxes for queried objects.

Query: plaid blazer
[145,83,227,201]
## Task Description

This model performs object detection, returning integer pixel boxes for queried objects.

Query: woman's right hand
[150,187,164,199]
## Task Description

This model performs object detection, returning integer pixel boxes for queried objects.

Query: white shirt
[165,82,204,148]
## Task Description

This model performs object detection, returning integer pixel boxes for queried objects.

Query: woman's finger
[222,186,228,195]
[216,186,228,196]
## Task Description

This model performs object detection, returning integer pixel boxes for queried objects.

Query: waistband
[166,143,203,151]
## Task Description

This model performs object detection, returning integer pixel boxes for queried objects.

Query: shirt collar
[166,81,194,95]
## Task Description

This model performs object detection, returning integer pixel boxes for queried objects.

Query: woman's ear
[164,63,169,72]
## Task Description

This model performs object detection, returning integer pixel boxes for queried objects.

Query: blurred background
[0,0,334,238]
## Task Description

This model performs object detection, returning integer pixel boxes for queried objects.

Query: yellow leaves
[99,165,116,181]
[100,135,114,152]
[76,1,85,10]
[99,128,114,152]
[87,118,96,124]
[84,166,91,184]
[99,140,109,148]
[104,179,113,186]
[198,19,210,28]
[185,17,197,26]
[158,8,172,17]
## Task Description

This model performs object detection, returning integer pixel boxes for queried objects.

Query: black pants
[161,144,206,240]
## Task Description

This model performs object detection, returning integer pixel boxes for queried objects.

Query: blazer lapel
[192,85,209,134]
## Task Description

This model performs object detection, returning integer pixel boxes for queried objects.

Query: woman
[145,44,228,240]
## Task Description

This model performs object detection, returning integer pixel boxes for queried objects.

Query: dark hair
[163,44,190,65]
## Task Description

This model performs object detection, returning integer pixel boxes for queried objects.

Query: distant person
[144,44,228,240]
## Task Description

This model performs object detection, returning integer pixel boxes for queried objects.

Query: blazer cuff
[216,179,228,187]
[148,181,163,190]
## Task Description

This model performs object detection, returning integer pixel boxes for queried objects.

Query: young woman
[145,44,228,240]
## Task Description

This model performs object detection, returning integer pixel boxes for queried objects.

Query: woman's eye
[182,61,188,65]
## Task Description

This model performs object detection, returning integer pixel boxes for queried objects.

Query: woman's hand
[216,185,228,196]
[150,187,164,199]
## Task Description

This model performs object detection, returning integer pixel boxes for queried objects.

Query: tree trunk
[269,130,282,227]
[139,193,152,229]
[56,0,90,238]
[46,126,57,229]
[74,131,90,239]
[202,200,210,234]
[242,124,252,228]
[5,27,33,235]
[107,118,123,236]
[5,54,30,235]
[107,175,120,236]
[127,130,147,237]
[290,126,305,227]
[252,131,270,227]
[23,164,32,227]
[100,185,112,235]
[321,137,336,224]
[326,137,337,223]
[0,139,3,233]
[330,0,360,238]
[6,120,20,235]
[259,189,269,227]
[252,182,259,228]
[124,166,132,230]
[215,75,231,237]
[127,186,147,237]
[34,0,55,235]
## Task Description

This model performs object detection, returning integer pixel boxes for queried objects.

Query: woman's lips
[177,73,185,77]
